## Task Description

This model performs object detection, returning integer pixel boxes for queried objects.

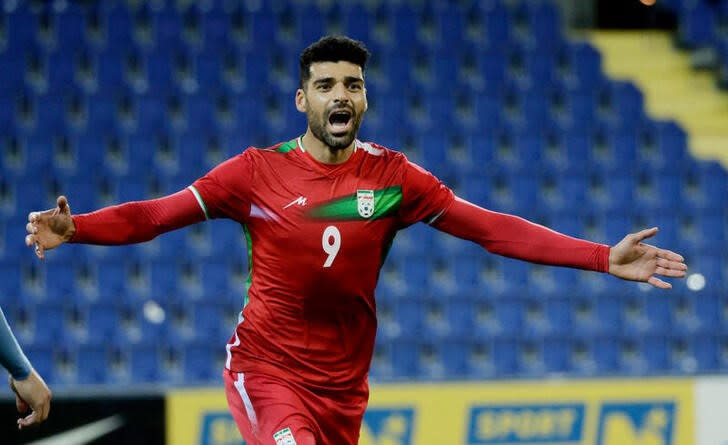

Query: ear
[295,88,307,113]
[363,87,368,113]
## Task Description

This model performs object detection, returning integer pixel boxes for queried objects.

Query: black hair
[299,36,370,89]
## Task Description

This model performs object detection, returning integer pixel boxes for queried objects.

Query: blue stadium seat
[153,4,183,49]
[85,302,121,344]
[76,344,109,384]
[149,260,179,298]
[430,338,470,379]
[0,260,21,297]
[290,3,324,46]
[42,261,76,300]
[572,292,621,336]
[130,343,160,383]
[183,341,221,383]
[672,293,721,335]
[678,1,716,48]
[492,336,520,376]
[522,1,562,45]
[394,297,422,336]
[22,344,55,384]
[390,337,419,378]
[639,336,670,374]
[343,4,371,43]
[6,5,35,50]
[561,43,603,89]
[474,297,525,337]
[542,336,572,374]
[104,4,134,50]
[590,336,621,374]
[32,303,67,345]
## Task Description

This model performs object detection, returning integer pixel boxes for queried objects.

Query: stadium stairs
[588,30,728,168]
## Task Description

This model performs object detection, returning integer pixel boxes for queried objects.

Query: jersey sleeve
[0,308,31,380]
[398,159,455,227]
[189,149,254,222]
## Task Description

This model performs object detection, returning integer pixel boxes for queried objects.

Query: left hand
[608,227,687,289]
[9,368,52,430]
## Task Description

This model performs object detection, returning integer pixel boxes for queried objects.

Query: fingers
[658,248,685,263]
[28,212,40,223]
[634,227,658,243]
[57,195,67,210]
[57,195,70,215]
[656,257,688,273]
[655,266,687,278]
[25,236,45,260]
[648,276,672,289]
[17,411,38,430]
[26,222,38,235]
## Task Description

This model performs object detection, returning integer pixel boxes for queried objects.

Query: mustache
[326,104,355,116]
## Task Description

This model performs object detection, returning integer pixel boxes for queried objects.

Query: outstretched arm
[25,190,205,259]
[432,197,687,289]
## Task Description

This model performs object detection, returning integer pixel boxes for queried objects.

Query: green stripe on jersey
[187,185,209,220]
[242,224,253,308]
[307,186,402,221]
[275,139,297,153]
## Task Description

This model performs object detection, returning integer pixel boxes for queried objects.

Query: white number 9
[322,225,341,268]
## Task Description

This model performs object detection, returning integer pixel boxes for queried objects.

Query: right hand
[9,368,52,430]
[25,195,75,259]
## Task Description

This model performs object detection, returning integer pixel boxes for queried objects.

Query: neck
[301,130,355,164]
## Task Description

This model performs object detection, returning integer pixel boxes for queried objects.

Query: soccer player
[0,307,52,429]
[24,36,687,445]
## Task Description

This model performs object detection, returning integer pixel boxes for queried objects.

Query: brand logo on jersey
[284,196,307,209]
[273,427,297,445]
[357,190,375,218]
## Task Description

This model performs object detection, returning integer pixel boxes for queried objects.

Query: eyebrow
[312,76,364,85]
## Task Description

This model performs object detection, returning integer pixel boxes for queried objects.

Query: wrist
[66,216,78,242]
[604,244,614,274]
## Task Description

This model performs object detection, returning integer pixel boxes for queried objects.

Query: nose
[332,83,350,104]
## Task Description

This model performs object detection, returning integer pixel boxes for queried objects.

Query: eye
[348,83,362,91]
[317,84,331,91]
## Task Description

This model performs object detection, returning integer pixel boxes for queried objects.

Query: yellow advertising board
[166,377,694,445]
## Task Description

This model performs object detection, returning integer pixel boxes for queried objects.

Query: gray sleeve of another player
[0,307,31,380]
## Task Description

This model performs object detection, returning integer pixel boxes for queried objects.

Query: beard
[307,105,363,151]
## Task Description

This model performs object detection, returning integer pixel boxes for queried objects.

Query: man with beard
[24,36,687,445]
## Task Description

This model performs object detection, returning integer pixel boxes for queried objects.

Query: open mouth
[328,109,353,134]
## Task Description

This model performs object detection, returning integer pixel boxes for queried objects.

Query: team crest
[357,190,375,218]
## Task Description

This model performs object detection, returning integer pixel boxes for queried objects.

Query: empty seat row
[370,334,728,380]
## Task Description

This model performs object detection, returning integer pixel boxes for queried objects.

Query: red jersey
[190,137,454,390]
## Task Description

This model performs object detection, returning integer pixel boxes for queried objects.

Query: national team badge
[273,427,297,445]
[357,189,375,218]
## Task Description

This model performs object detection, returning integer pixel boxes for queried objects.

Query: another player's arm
[431,197,688,289]
[25,190,205,259]
[0,308,51,429]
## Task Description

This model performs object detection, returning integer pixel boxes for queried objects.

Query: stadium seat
[76,343,109,384]
[183,341,221,383]
[678,1,716,48]
[129,343,161,383]
[492,336,520,376]
[390,337,420,378]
